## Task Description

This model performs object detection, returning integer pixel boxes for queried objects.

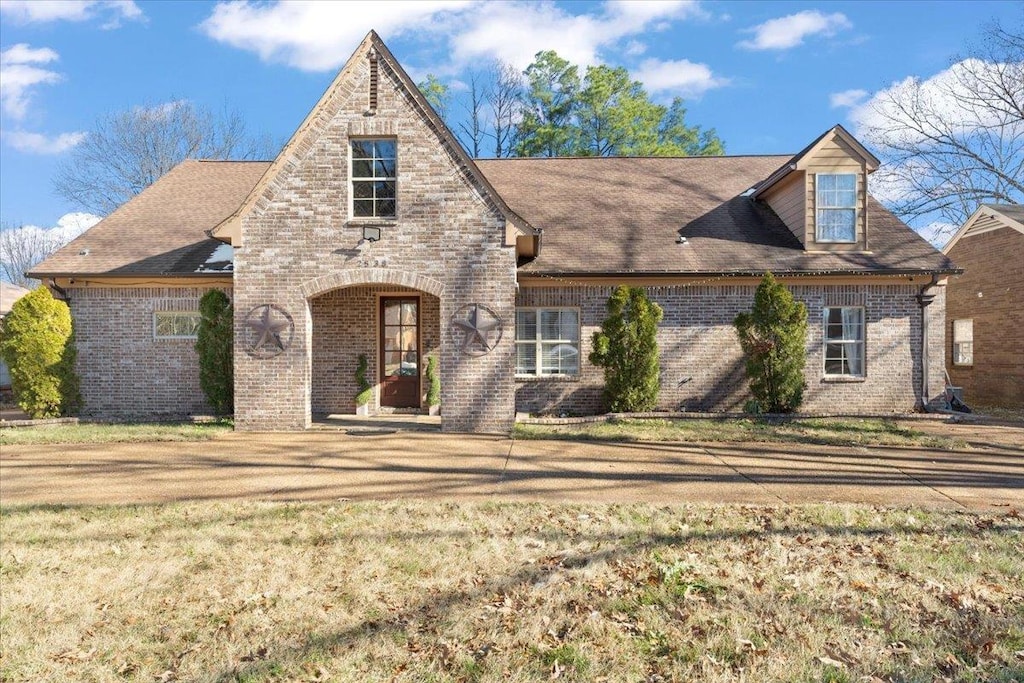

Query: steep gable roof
[752,124,880,199]
[210,31,535,246]
[943,203,1024,254]
[30,160,268,278]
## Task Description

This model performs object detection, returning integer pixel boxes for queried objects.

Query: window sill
[821,375,866,383]
[516,374,579,382]
[346,218,398,227]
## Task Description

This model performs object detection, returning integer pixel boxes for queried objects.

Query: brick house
[30,32,958,432]
[942,204,1024,409]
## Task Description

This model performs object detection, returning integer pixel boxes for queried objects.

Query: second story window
[816,173,857,242]
[351,139,396,219]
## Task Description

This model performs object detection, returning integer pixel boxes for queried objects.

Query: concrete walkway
[2,425,1021,510]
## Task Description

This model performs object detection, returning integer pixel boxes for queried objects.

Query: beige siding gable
[760,170,806,244]
[802,133,870,252]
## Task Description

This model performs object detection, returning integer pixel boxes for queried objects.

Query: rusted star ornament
[451,303,502,356]
[245,304,294,358]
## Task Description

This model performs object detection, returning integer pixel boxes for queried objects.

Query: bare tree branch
[53,100,277,215]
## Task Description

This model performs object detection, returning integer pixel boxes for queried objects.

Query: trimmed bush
[590,285,663,413]
[425,355,440,407]
[0,286,81,418]
[734,273,808,413]
[195,289,234,414]
[355,354,372,407]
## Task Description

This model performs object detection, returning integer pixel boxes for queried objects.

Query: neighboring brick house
[942,204,1024,409]
[30,32,958,432]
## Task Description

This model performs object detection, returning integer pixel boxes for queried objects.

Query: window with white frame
[351,138,396,219]
[953,319,973,365]
[823,307,865,376]
[154,311,201,339]
[516,308,580,376]
[816,173,857,242]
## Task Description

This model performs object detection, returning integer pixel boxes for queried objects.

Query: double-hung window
[351,139,396,219]
[823,307,865,377]
[816,173,857,242]
[952,319,973,365]
[154,311,201,340]
[516,308,580,376]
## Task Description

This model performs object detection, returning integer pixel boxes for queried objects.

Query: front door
[380,297,420,408]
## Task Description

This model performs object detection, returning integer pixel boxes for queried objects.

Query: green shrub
[733,273,808,413]
[355,354,372,407]
[425,355,440,407]
[590,285,663,412]
[0,286,81,418]
[195,290,233,414]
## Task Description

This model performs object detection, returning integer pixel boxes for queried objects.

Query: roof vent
[78,248,90,256]
[676,236,687,245]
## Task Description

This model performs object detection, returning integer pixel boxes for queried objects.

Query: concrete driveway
[2,424,1021,510]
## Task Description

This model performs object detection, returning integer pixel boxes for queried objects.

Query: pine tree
[733,273,808,413]
[590,286,663,412]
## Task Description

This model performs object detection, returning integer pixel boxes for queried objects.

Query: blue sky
[0,0,1020,232]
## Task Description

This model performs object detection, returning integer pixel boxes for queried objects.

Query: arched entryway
[303,270,444,421]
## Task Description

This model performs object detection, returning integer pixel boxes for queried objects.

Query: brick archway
[300,269,445,300]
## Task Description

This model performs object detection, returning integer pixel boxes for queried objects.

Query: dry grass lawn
[2,501,1022,682]
[515,417,967,450]
[0,421,232,446]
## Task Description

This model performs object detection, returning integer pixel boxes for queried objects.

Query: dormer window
[816,173,857,243]
[351,139,396,219]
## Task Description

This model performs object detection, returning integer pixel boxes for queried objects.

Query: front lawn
[0,420,232,446]
[516,417,966,450]
[2,501,1021,682]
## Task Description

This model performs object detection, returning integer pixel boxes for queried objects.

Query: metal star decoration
[245,304,294,358]
[451,304,503,356]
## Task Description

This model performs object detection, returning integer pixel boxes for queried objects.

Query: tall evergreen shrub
[590,286,663,412]
[733,273,808,413]
[0,286,81,418]
[355,354,372,407]
[195,289,233,414]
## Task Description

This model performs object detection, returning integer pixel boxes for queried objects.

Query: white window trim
[822,306,866,378]
[815,172,858,244]
[349,137,397,220]
[515,306,581,378]
[952,318,973,366]
[153,311,201,340]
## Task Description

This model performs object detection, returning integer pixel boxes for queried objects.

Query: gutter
[48,278,71,304]
[915,274,941,411]
[518,268,962,278]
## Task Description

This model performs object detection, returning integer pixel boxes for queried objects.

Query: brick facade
[68,286,227,419]
[233,47,517,432]
[945,227,1024,409]
[516,282,946,415]
[310,285,440,415]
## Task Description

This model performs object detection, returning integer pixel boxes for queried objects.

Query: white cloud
[4,130,86,154]
[738,10,851,51]
[917,221,957,249]
[199,0,705,72]
[0,44,62,119]
[0,0,143,27]
[633,58,729,98]
[829,88,867,109]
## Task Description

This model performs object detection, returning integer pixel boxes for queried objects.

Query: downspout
[915,275,940,411]
[48,278,70,304]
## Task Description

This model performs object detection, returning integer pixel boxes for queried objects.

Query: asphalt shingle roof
[30,160,270,278]
[32,154,956,279]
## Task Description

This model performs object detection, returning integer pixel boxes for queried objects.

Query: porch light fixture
[362,225,382,242]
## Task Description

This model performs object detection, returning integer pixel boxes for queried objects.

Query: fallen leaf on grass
[51,647,97,663]
[816,655,846,668]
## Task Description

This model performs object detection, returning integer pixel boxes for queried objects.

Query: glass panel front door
[380,297,420,407]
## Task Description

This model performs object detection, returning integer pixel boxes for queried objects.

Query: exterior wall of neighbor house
[66,285,227,419]
[515,282,945,415]
[310,285,440,415]
[803,136,869,252]
[234,52,517,433]
[945,227,1024,409]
